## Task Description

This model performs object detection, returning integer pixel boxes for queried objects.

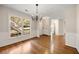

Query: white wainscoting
[0,32,33,47]
[76,33,79,52]
[65,32,77,48]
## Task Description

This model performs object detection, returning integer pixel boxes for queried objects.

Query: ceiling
[2,4,76,18]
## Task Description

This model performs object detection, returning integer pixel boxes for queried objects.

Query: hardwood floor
[0,35,78,54]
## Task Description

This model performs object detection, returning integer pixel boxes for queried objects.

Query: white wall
[76,5,79,51]
[51,19,59,35]
[51,19,64,35]
[0,6,9,41]
[41,16,51,35]
[0,6,36,47]
[59,19,64,35]
[64,5,77,48]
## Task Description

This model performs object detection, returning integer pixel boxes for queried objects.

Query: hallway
[0,35,78,54]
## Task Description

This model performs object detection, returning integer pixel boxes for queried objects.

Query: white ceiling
[2,4,76,18]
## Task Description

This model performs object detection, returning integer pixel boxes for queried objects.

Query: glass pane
[10,16,22,37]
[22,18,30,35]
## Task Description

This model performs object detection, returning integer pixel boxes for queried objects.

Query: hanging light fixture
[36,4,38,21]
[29,4,39,21]
[26,4,40,21]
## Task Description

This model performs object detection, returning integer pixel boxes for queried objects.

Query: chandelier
[36,4,38,21]
[31,4,39,21]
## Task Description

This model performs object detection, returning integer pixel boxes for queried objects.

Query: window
[22,18,30,35]
[10,16,30,37]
